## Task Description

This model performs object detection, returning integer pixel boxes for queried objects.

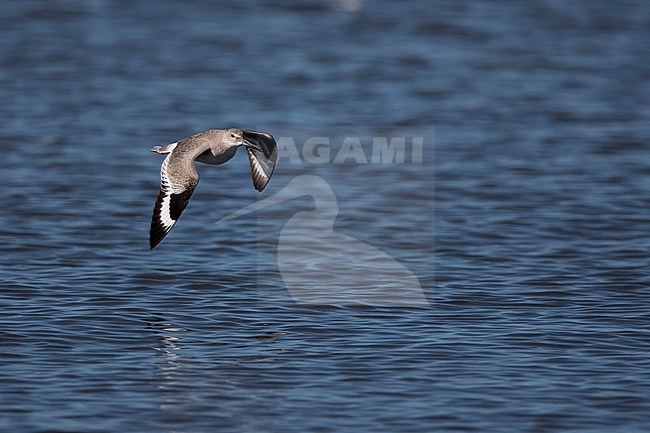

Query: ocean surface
[1,0,649,432]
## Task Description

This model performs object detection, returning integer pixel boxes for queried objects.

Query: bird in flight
[149,128,277,249]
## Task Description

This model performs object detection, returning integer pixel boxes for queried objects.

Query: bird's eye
[231,133,236,138]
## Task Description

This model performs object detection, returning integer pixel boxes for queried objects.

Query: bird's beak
[242,130,278,161]
[243,138,264,152]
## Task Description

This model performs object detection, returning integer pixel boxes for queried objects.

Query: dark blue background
[1,1,649,431]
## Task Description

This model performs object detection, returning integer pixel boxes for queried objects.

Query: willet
[149,128,277,249]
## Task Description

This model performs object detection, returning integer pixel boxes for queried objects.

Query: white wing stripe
[159,193,175,229]
[159,153,179,229]
[247,147,270,190]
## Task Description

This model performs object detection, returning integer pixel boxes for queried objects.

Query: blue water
[1,0,649,432]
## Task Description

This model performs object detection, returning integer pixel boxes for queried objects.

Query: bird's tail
[151,142,178,154]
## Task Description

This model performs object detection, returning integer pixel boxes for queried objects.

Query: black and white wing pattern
[149,150,198,249]
[243,130,278,192]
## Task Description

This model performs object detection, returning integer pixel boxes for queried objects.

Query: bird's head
[224,128,244,147]
[224,128,265,153]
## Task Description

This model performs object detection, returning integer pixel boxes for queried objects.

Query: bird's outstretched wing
[243,130,278,192]
[149,153,198,249]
